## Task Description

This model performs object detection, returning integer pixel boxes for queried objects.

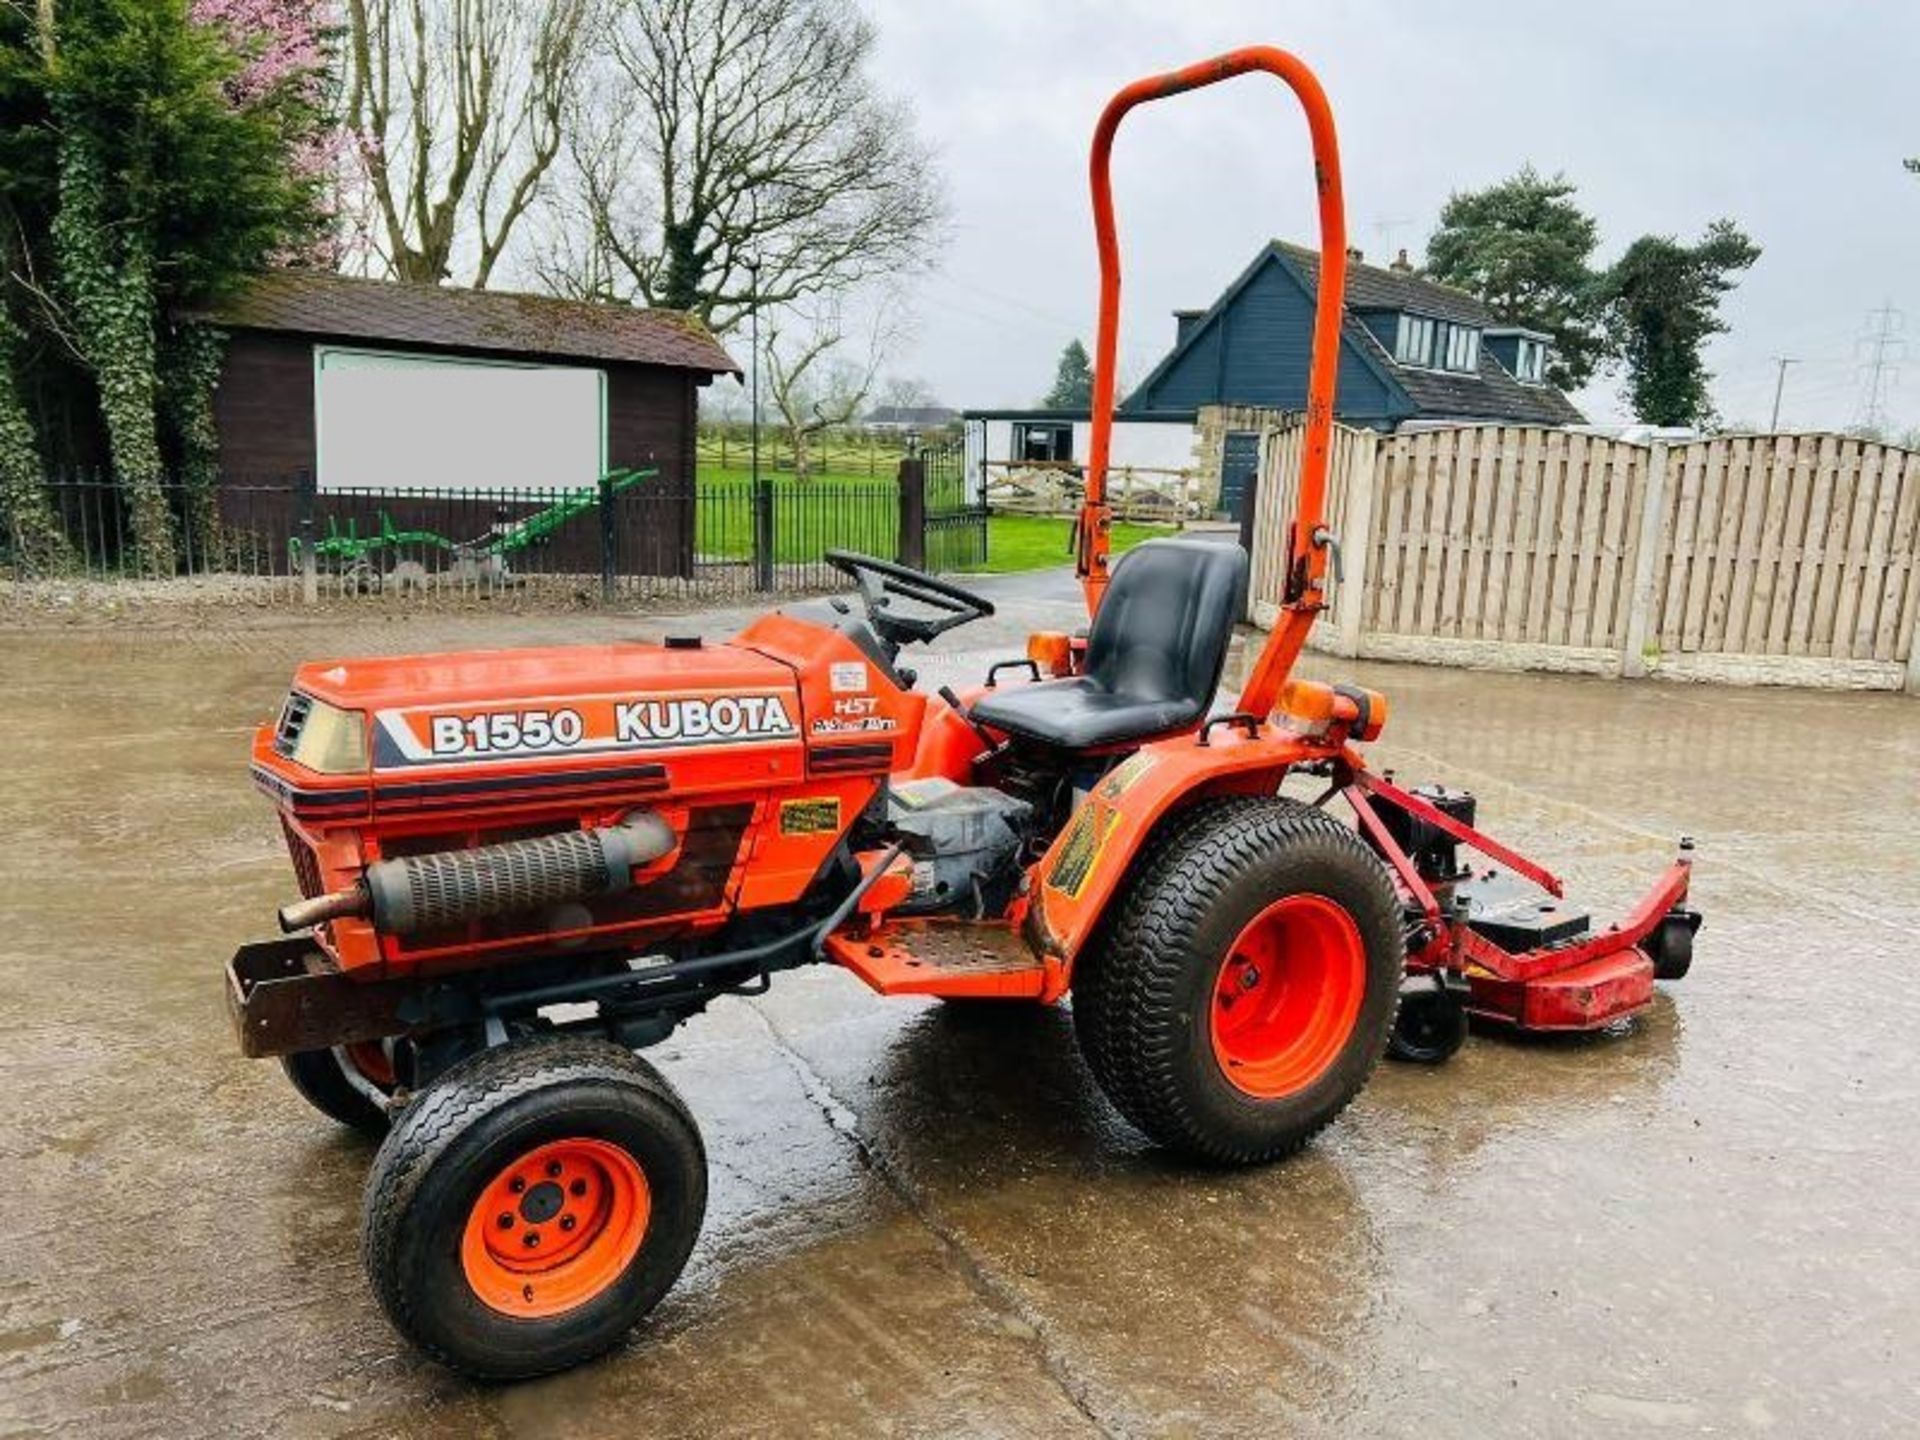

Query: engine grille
[273,692,314,759]
[281,817,324,898]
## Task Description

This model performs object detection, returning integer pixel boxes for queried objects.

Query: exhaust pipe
[278,811,677,936]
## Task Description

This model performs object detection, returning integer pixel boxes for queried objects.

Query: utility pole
[1768,357,1798,431]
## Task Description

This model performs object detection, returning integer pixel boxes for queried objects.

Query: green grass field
[690,465,1174,572]
[972,514,1172,574]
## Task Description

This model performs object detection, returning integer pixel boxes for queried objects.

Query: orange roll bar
[1079,46,1348,717]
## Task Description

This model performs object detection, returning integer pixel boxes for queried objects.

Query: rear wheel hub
[1210,893,1366,1099]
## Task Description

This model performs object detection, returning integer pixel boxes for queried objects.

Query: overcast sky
[848,0,1920,431]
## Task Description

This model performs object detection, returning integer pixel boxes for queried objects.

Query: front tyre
[1073,797,1403,1164]
[361,1037,706,1380]
[280,1043,396,1137]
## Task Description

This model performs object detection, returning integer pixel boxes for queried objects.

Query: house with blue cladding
[964,241,1582,519]
[1124,241,1583,428]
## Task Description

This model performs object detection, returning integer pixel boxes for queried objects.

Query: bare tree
[874,375,937,414]
[343,0,591,285]
[764,304,887,477]
[537,0,944,331]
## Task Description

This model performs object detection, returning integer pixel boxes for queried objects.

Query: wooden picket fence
[1248,422,1920,693]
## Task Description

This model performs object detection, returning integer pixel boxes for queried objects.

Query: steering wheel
[823,550,995,647]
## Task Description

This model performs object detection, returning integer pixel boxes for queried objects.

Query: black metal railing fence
[3,460,990,603]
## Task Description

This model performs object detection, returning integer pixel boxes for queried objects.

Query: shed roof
[201,270,740,375]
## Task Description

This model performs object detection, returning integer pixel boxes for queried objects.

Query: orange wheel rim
[1209,894,1366,1099]
[345,1041,395,1089]
[460,1138,651,1318]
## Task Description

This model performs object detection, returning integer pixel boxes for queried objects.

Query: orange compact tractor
[230,49,1700,1380]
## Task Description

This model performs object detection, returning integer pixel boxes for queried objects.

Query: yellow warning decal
[1048,802,1121,899]
[779,796,843,836]
[1096,751,1157,802]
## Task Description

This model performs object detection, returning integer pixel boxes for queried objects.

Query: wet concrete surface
[1,572,1916,1437]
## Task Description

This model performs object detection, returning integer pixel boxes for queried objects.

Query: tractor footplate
[826,919,1047,999]
[1454,871,1590,952]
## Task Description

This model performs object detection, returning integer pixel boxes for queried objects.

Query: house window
[1438,322,1480,373]
[1394,314,1435,367]
[1514,338,1547,384]
[1013,421,1073,464]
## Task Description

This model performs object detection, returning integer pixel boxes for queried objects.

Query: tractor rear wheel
[361,1036,706,1380]
[280,1043,396,1137]
[1073,797,1403,1165]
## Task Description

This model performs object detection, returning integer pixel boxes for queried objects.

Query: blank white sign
[315,347,606,492]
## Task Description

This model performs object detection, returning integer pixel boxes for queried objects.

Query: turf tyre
[1073,796,1403,1164]
[361,1036,705,1380]
[280,1047,391,1137]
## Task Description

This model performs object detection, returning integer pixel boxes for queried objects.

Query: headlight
[274,692,368,774]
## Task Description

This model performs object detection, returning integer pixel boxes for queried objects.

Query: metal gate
[920,441,989,573]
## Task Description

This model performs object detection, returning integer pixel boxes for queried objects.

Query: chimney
[1346,246,1364,265]
[1173,308,1205,345]
[1390,248,1413,273]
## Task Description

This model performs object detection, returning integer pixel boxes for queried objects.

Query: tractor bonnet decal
[372,691,800,767]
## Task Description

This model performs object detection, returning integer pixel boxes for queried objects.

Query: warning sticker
[779,796,844,836]
[829,661,868,693]
[1048,802,1121,899]
[1097,751,1157,801]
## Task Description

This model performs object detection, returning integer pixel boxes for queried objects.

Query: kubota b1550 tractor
[228,47,1700,1381]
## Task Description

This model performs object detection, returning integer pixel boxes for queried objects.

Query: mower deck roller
[228,45,1699,1381]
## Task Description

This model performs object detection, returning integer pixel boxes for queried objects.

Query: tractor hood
[281,640,803,775]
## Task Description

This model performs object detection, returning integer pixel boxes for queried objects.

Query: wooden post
[1336,431,1379,659]
[1906,636,1920,697]
[1621,441,1669,678]
[897,456,927,571]
[751,479,775,592]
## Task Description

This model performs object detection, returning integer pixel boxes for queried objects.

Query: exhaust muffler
[278,811,677,936]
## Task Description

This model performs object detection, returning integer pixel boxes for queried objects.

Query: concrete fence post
[1620,441,1669,679]
[1335,432,1379,660]
[294,468,318,606]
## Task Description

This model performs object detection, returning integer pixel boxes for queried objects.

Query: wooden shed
[197,271,738,576]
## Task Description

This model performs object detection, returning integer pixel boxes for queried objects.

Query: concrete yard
[1,572,1915,1437]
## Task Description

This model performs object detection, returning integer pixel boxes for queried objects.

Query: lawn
[689,465,1174,572]
[974,513,1173,574]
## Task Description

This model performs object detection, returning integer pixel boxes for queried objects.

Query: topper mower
[227,47,1699,1380]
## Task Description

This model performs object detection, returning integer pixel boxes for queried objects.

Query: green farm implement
[291,468,658,589]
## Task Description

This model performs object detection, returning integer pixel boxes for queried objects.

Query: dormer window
[1440,322,1480,372]
[1393,314,1480,373]
[1394,314,1435,367]
[1513,337,1547,384]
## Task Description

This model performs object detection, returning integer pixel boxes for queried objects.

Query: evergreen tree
[1043,339,1093,409]
[1597,221,1760,428]
[1425,167,1605,390]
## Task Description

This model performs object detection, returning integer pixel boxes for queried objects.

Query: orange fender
[1022,727,1339,1000]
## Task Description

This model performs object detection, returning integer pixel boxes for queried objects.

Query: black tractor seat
[969,538,1250,751]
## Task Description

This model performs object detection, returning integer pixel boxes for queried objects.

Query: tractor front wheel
[361,1036,706,1380]
[1073,797,1404,1165]
[281,1043,396,1137]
